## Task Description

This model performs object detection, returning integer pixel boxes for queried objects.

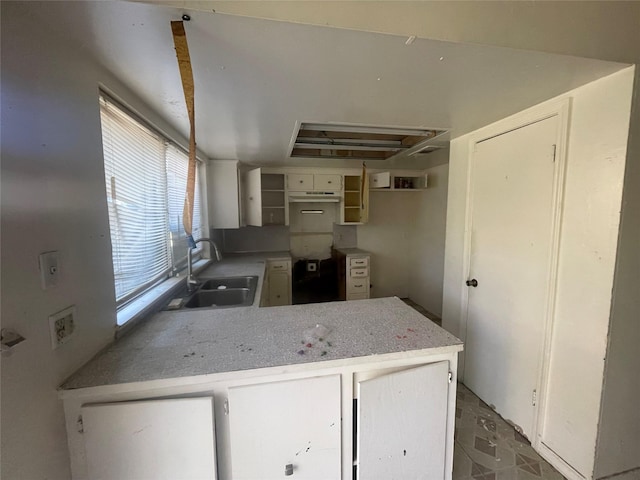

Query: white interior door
[82,397,216,480]
[228,375,341,480]
[357,362,450,480]
[465,116,558,438]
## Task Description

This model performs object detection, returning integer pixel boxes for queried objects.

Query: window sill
[116,259,211,337]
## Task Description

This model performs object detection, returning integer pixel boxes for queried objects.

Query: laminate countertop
[61,295,462,394]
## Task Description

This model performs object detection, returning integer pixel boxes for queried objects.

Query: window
[100,94,205,308]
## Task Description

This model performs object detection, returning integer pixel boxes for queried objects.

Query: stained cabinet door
[82,397,217,480]
[357,362,450,480]
[228,375,341,480]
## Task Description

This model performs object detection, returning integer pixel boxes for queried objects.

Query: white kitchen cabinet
[369,171,391,189]
[265,258,292,306]
[61,298,462,480]
[208,160,241,228]
[288,173,342,192]
[228,375,341,480]
[335,249,371,301]
[244,169,288,226]
[357,362,449,480]
[341,175,368,224]
[370,171,428,190]
[81,397,217,480]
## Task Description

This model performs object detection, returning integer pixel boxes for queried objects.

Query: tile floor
[453,383,565,480]
[402,298,565,480]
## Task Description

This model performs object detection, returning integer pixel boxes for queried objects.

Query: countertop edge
[58,343,463,399]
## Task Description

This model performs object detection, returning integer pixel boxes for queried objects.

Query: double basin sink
[182,276,258,309]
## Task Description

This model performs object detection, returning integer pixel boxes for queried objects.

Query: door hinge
[532,389,537,407]
[448,372,453,384]
[552,144,557,163]
[76,415,84,434]
[224,398,229,416]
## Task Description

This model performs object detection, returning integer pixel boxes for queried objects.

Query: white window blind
[100,95,205,306]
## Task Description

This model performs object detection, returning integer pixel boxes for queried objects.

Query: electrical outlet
[49,306,76,350]
[39,251,59,289]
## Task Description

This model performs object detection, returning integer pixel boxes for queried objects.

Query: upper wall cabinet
[288,173,342,192]
[370,171,428,191]
[208,160,240,229]
[244,168,288,227]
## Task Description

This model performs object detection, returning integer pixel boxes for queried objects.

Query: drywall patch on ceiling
[289,122,448,161]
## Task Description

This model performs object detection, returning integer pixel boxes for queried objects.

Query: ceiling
[28,1,627,168]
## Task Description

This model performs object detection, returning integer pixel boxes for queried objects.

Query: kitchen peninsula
[60,258,463,480]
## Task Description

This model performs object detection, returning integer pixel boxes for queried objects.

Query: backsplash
[216,226,290,253]
[212,222,357,256]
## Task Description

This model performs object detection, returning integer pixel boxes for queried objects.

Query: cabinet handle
[354,284,363,288]
[285,464,294,476]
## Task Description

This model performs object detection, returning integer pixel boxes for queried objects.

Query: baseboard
[596,466,640,480]
[536,440,588,480]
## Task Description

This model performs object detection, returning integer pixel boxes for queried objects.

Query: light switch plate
[49,305,76,350]
[39,251,59,289]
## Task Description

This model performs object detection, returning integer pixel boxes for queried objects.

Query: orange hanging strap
[171,20,197,248]
[360,162,369,223]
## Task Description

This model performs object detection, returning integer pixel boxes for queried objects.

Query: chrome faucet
[187,238,222,290]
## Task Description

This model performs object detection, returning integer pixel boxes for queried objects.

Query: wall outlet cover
[39,251,59,289]
[49,305,76,350]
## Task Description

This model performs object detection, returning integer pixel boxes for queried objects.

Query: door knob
[466,279,478,287]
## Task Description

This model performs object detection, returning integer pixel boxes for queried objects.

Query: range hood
[288,191,342,203]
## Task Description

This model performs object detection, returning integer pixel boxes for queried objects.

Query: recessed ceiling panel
[290,122,447,161]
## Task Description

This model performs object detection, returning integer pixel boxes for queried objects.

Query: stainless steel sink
[200,276,257,290]
[182,276,258,309]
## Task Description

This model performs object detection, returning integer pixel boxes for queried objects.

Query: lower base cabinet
[81,397,217,480]
[357,362,449,479]
[228,376,341,479]
[68,357,457,480]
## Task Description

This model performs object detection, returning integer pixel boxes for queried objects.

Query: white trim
[537,441,586,480]
[458,97,570,453]
[116,259,210,333]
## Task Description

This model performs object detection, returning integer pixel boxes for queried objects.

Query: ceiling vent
[289,122,447,161]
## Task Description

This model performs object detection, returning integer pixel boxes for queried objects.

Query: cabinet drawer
[287,174,313,191]
[347,292,369,301]
[350,268,369,278]
[347,279,368,294]
[268,260,290,272]
[370,172,391,189]
[314,174,342,191]
[349,257,369,268]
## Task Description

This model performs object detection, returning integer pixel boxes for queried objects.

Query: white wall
[442,68,634,478]
[0,4,203,477]
[594,72,640,479]
[357,192,413,298]
[357,159,449,309]
[408,163,449,317]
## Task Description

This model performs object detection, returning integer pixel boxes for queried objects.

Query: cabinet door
[287,173,314,191]
[369,172,391,189]
[208,160,240,228]
[314,174,342,191]
[357,362,449,480]
[228,375,341,480]
[82,397,216,480]
[244,168,262,226]
[269,271,290,306]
